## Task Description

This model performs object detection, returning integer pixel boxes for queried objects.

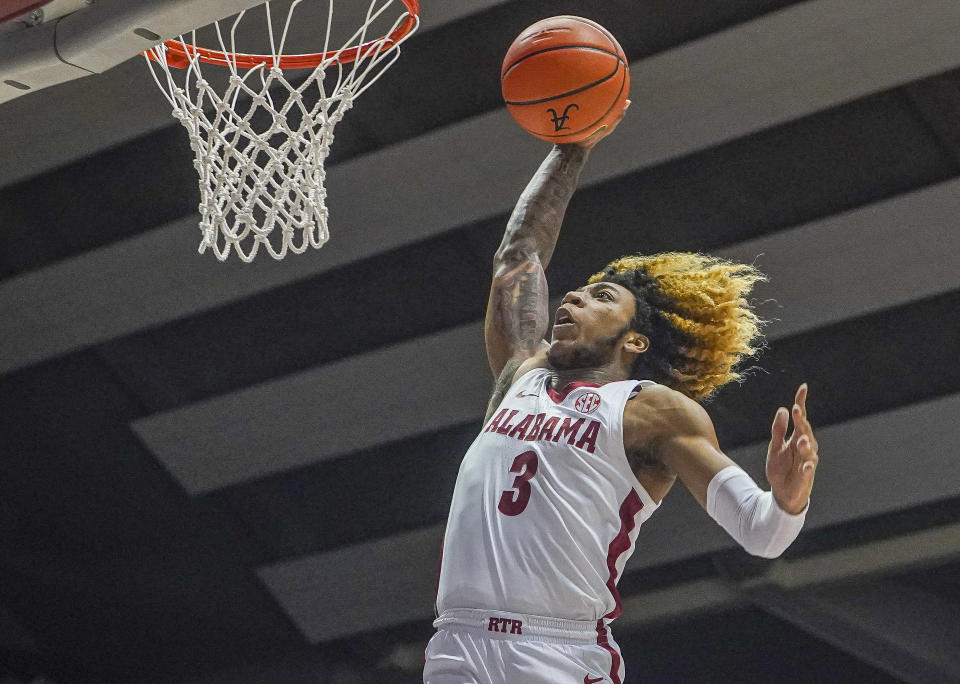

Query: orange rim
[145,0,419,70]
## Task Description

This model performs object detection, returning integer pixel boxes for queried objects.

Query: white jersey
[436,368,660,623]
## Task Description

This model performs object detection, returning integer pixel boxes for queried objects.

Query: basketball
[501,16,630,144]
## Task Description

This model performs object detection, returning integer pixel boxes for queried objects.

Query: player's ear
[623,333,649,356]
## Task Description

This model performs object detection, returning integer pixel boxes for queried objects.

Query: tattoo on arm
[495,144,590,271]
[485,144,590,376]
[488,259,549,361]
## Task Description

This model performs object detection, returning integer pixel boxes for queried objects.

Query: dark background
[1,1,959,681]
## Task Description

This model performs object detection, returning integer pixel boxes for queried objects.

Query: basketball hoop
[144,0,420,262]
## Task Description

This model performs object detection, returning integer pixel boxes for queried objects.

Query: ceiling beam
[904,70,960,166]
[618,515,960,632]
[754,523,960,589]
[746,581,960,683]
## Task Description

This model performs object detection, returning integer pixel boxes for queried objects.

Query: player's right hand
[571,99,630,150]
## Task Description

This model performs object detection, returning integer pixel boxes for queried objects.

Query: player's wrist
[707,466,807,558]
[773,491,809,516]
[554,142,590,159]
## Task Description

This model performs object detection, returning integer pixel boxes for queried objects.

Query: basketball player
[424,104,819,684]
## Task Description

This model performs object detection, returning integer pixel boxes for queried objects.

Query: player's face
[548,282,637,369]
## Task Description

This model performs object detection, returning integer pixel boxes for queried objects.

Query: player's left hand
[766,383,819,514]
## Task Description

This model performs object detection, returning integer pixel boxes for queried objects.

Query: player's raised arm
[638,384,818,558]
[484,103,631,385]
[484,143,590,381]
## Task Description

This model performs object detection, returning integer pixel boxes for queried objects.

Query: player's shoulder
[626,381,690,410]
[509,346,550,384]
[625,382,716,441]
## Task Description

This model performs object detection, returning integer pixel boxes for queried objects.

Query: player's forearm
[493,144,589,273]
[484,259,549,375]
[707,466,808,559]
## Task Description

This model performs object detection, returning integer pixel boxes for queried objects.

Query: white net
[144,0,419,262]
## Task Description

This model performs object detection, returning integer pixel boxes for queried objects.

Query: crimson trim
[545,379,602,404]
[596,620,622,684]
[603,489,643,620]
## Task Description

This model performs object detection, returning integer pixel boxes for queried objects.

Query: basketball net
[144,0,419,262]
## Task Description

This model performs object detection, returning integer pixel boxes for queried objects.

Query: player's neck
[547,364,627,390]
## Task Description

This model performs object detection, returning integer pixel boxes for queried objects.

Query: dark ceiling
[1,1,959,682]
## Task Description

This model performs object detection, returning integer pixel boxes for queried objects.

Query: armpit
[627,447,666,473]
[484,357,525,422]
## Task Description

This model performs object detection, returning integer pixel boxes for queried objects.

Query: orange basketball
[501,16,629,144]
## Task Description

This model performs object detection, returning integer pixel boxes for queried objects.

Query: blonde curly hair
[588,252,769,402]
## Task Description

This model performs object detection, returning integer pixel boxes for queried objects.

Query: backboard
[0,0,276,104]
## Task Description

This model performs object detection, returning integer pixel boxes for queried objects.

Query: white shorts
[423,609,625,684]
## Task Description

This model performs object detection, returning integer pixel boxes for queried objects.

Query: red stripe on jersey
[596,620,622,684]
[603,489,644,620]
[546,380,601,403]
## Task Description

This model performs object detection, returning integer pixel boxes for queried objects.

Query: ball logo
[547,103,579,131]
[574,391,601,414]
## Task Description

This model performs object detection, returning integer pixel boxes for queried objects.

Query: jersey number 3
[498,450,539,516]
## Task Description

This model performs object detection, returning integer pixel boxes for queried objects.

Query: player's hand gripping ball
[501,15,630,144]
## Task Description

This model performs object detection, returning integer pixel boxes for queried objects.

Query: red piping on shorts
[596,620,622,684]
